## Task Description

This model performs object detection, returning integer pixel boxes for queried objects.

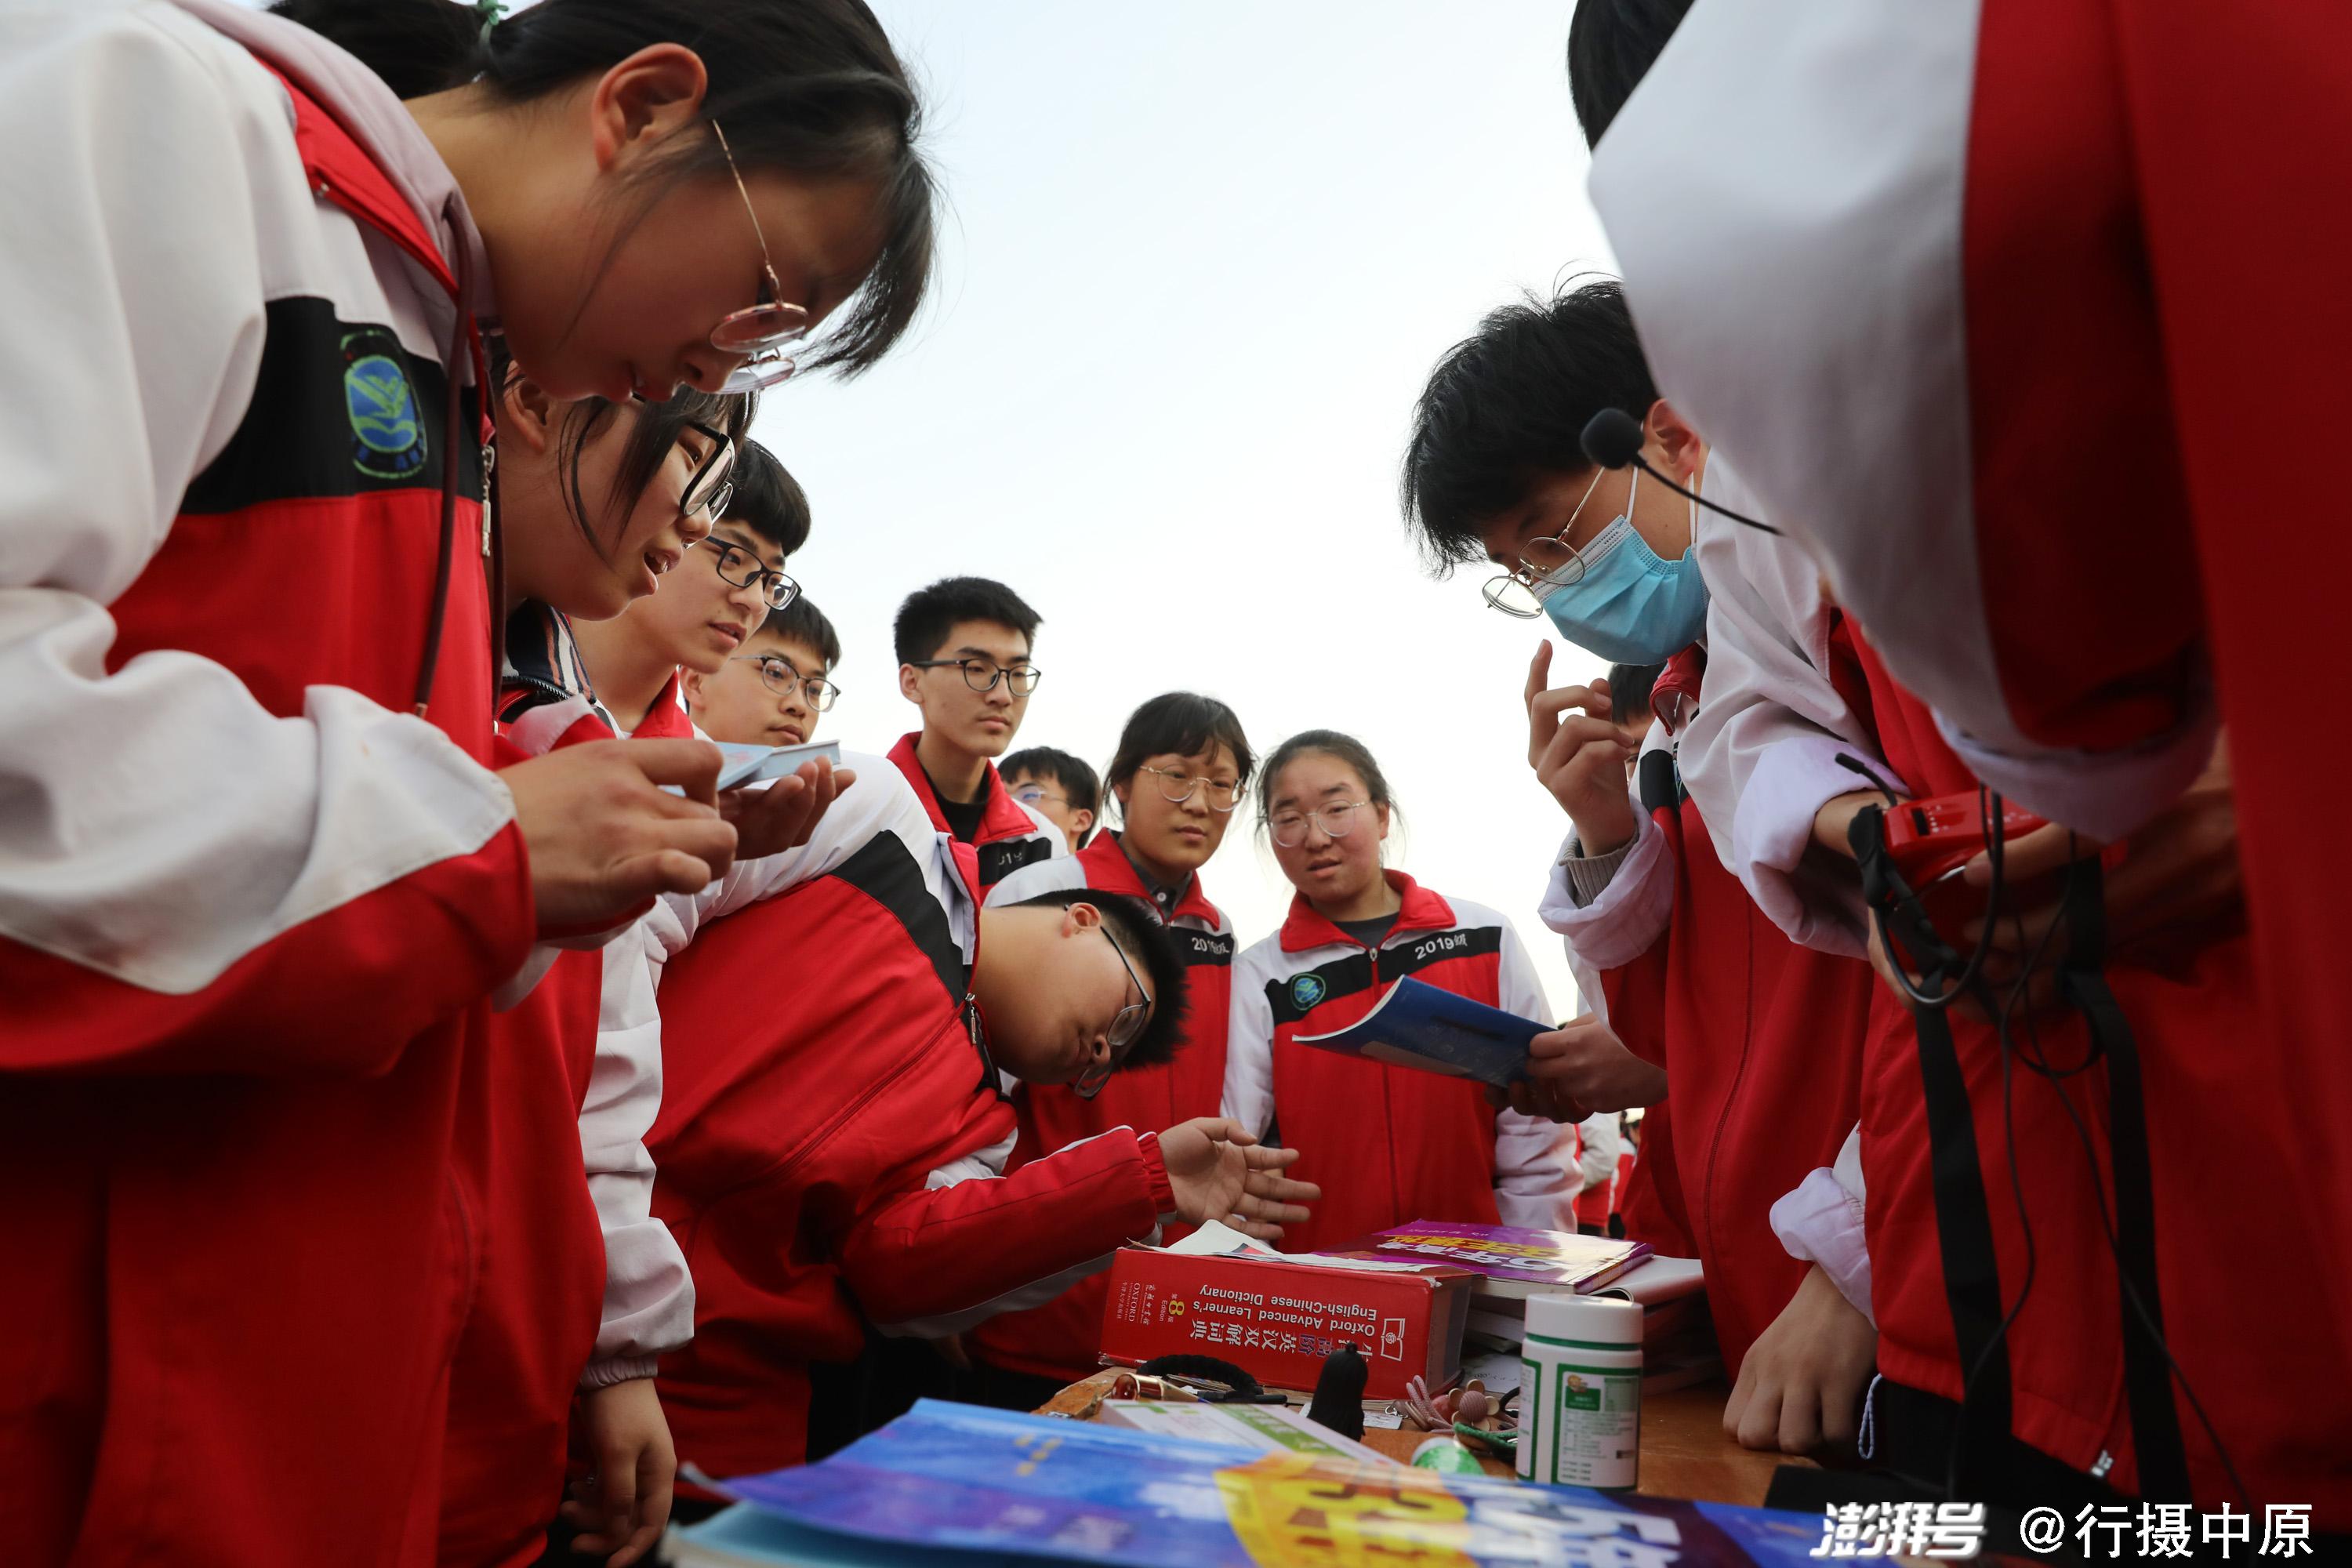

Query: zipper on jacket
[479,441,496,557]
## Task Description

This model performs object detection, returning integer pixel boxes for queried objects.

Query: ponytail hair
[1254,729,1400,831]
[271,0,935,375]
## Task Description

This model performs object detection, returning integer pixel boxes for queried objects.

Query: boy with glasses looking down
[890,576,1064,888]
[630,763,1317,1489]
[686,595,843,750]
[573,441,810,739]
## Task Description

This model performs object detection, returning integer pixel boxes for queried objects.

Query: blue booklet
[1293,976,1544,1089]
[691,1399,1828,1566]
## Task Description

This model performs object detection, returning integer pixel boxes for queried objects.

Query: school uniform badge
[1290,974,1327,1011]
[339,329,427,479]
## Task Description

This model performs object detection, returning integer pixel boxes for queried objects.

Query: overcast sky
[766,1,1621,1014]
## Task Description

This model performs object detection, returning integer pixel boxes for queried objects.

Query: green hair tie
[475,0,508,46]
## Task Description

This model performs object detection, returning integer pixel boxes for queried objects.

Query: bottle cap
[1523,1293,1643,1346]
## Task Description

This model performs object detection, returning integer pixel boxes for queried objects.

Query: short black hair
[1104,692,1255,815]
[1006,888,1191,1072]
[1000,746,1101,816]
[1606,662,1662,727]
[1566,0,1696,148]
[720,441,811,558]
[754,594,842,670]
[1399,280,1659,575]
[1256,729,1399,829]
[892,576,1042,666]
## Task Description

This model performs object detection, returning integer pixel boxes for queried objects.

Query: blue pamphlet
[1293,976,1544,1089]
[691,1400,1826,1566]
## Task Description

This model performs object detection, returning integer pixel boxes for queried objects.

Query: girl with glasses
[1225,731,1580,1256]
[2,0,934,1559]
[962,693,1255,1412]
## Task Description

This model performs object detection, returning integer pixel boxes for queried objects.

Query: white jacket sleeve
[1677,463,1904,959]
[579,922,694,1384]
[1574,1112,1623,1197]
[1769,1126,1872,1323]
[1490,920,1580,1229]
[1535,796,1675,975]
[1221,953,1278,1142]
[0,9,516,1015]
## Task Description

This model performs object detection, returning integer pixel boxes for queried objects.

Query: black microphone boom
[1577,408,1781,537]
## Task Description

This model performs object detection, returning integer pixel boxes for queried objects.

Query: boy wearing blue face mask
[1400,281,1878,1457]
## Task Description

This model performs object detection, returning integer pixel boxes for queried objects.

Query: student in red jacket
[575,441,811,739]
[2,0,938,1559]
[889,575,1065,887]
[1225,731,1576,1254]
[641,765,1317,1486]
[966,692,1254,1407]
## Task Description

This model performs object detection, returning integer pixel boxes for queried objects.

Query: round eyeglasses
[1074,926,1151,1100]
[1137,765,1242,813]
[709,122,813,394]
[731,651,838,711]
[700,539,799,612]
[908,658,1042,696]
[1268,798,1371,848]
[1482,466,1611,619]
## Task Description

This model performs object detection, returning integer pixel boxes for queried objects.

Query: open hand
[1524,644,1639,855]
[720,757,856,862]
[1157,1117,1319,1240]
[558,1377,676,1568]
[502,739,737,932]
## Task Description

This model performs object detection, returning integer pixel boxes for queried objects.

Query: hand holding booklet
[1294,976,1544,1089]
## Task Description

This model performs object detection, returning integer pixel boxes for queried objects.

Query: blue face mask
[1531,469,1708,663]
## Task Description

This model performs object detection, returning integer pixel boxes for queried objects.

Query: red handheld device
[1875,791,2049,941]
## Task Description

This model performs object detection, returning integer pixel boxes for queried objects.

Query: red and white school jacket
[887,731,1065,889]
[1224,874,1576,1256]
[431,618,699,1568]
[0,6,527,1565]
[1541,650,1872,1377]
[642,764,1179,1479]
[968,831,1237,1382]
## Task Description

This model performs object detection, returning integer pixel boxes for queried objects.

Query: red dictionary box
[1098,1246,1475,1400]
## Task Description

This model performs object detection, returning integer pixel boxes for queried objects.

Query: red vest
[1247,876,1508,1256]
[1853,637,2352,1518]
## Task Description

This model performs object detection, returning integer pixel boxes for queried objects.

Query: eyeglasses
[677,419,739,524]
[909,658,1043,695]
[732,651,838,710]
[1269,798,1371,848]
[1075,925,1152,1100]
[1010,783,1069,808]
[1483,466,1611,619]
[698,537,799,611]
[1138,765,1242,813]
[709,122,812,395]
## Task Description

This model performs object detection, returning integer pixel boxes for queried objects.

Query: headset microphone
[1578,408,1782,537]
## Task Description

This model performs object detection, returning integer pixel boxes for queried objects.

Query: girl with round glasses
[1225,731,1580,1255]
[964,693,1255,1410]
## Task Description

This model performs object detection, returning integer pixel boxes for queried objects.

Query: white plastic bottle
[1517,1294,1643,1490]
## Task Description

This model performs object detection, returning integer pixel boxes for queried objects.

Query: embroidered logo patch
[340,332,426,479]
[1289,973,1327,1011]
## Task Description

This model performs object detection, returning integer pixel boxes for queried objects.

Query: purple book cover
[1315,1220,1653,1294]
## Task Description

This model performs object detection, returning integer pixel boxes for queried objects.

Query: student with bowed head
[889,575,1065,888]
[0,0,934,1559]
[637,764,1317,1490]
[1224,731,1577,1255]
[965,693,1254,1409]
